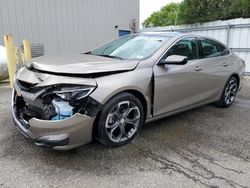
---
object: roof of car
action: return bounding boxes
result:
[141,32,182,37]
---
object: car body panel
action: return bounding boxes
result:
[12,32,246,150]
[27,54,139,74]
[12,89,95,150]
[29,114,95,150]
[152,35,245,116]
[153,59,219,116]
[16,67,97,87]
[90,67,153,118]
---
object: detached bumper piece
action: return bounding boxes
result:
[12,79,101,150]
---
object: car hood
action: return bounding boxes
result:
[27,54,139,75]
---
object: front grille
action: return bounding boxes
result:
[14,93,43,122]
[23,105,43,120]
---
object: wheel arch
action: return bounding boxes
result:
[92,89,148,139]
[218,73,240,99]
[231,73,240,86]
[123,89,148,118]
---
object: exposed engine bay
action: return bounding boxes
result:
[14,79,102,123]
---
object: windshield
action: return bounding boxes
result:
[90,35,171,60]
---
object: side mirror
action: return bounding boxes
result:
[159,55,188,65]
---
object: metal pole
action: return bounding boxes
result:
[23,39,31,63]
[3,35,16,88]
[226,23,231,46]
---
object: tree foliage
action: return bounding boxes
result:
[142,3,180,27]
[143,0,250,27]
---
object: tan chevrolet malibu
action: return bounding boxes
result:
[12,32,245,150]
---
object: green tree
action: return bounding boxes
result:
[179,0,250,24]
[142,3,180,27]
[227,0,250,19]
[143,0,250,27]
[178,0,208,24]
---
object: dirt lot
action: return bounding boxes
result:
[0,78,250,188]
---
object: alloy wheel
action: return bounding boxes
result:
[105,101,141,143]
[224,79,237,105]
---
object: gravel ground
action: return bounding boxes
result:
[0,78,250,188]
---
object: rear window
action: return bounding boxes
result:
[200,38,230,58]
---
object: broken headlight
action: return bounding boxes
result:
[52,86,96,101]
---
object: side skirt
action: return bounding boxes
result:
[145,99,217,124]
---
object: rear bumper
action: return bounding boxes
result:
[12,90,95,150]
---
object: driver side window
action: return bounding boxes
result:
[162,37,198,62]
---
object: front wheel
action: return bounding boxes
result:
[215,76,238,107]
[97,93,144,147]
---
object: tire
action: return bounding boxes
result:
[215,76,238,108]
[97,92,144,147]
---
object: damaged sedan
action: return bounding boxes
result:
[12,32,245,150]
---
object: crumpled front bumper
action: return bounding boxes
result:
[12,90,96,150]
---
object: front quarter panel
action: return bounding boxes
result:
[90,68,153,119]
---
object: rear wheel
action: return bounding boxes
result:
[215,76,238,107]
[97,93,144,147]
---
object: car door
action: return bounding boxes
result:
[153,37,221,117]
[195,38,232,96]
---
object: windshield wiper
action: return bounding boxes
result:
[84,52,123,60]
[98,54,123,60]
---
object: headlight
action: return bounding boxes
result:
[53,86,96,101]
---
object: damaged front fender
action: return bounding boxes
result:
[13,86,102,122]
[12,68,102,149]
[13,67,102,122]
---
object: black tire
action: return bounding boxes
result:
[97,92,144,147]
[215,76,238,108]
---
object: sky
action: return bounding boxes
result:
[140,0,182,26]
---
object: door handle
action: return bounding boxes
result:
[194,66,203,71]
[222,62,228,67]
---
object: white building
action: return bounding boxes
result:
[0,0,139,55]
